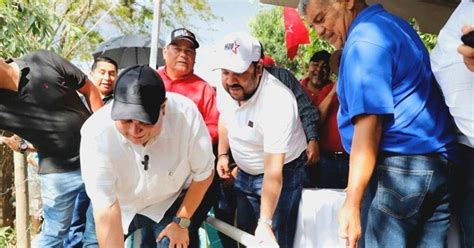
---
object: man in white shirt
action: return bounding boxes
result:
[431,1,474,246]
[80,65,215,248]
[215,32,307,247]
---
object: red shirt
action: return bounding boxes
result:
[301,81,344,152]
[300,77,320,106]
[157,67,219,144]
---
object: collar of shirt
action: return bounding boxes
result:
[348,4,385,38]
[233,69,269,110]
[159,66,195,83]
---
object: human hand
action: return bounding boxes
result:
[306,140,320,166]
[458,25,474,72]
[217,154,231,179]
[337,201,362,248]
[222,166,238,187]
[157,222,189,248]
[0,135,22,152]
[255,222,278,246]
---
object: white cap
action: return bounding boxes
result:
[213,32,262,73]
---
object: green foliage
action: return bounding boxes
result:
[0,226,15,247]
[249,7,333,79]
[0,0,57,58]
[409,17,438,51]
[0,0,217,60]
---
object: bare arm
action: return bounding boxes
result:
[78,79,103,112]
[94,201,124,248]
[338,114,383,248]
[0,135,36,153]
[217,118,231,179]
[158,171,214,246]
[317,83,336,123]
[255,153,285,244]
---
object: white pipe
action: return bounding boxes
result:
[149,0,163,69]
[205,216,279,248]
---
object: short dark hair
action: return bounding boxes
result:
[91,56,118,72]
[310,50,331,64]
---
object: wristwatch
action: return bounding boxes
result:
[258,217,273,227]
[172,216,191,229]
[18,139,28,154]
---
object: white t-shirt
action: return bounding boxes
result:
[220,69,307,175]
[431,0,474,147]
[80,93,214,233]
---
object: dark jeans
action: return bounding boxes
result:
[303,151,349,189]
[213,175,237,248]
[83,178,217,248]
[234,152,305,248]
[453,144,474,248]
[361,154,454,248]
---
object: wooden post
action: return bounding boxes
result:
[14,151,30,248]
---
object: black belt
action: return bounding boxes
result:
[321,151,349,160]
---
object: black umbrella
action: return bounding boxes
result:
[93,35,166,69]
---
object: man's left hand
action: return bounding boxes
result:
[306,139,320,166]
[157,222,189,248]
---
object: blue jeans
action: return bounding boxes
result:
[303,151,349,189]
[361,154,453,248]
[454,144,474,248]
[234,152,305,248]
[83,179,217,248]
[63,189,89,248]
[37,169,86,248]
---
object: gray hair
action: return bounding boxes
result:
[298,0,330,15]
[297,0,309,15]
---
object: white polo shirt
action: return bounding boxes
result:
[80,93,214,233]
[431,0,474,148]
[220,69,307,175]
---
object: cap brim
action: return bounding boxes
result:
[212,56,253,74]
[111,100,160,125]
[171,37,199,49]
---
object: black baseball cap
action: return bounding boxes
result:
[111,65,166,124]
[168,28,200,49]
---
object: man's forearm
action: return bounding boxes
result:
[79,79,103,112]
[94,201,124,248]
[176,171,214,219]
[260,153,285,220]
[345,115,383,206]
[217,119,230,155]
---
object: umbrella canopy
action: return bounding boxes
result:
[259,0,459,34]
[93,34,166,69]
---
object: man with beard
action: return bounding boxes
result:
[299,0,458,247]
[215,32,307,247]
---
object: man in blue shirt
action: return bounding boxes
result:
[299,1,458,247]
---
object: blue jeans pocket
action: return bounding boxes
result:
[375,165,433,219]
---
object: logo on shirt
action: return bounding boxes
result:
[42,83,49,89]
[248,120,254,128]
